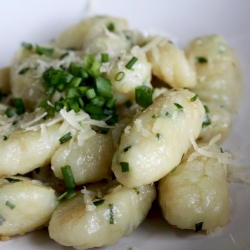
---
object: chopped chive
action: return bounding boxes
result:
[13,98,25,115]
[170,166,177,173]
[125,57,138,70]
[85,104,104,116]
[0,215,6,225]
[195,222,203,232]
[65,189,76,200]
[94,76,112,98]
[156,133,162,140]
[107,23,115,31]
[60,52,69,59]
[35,168,40,174]
[124,100,132,108]
[120,162,129,172]
[86,88,96,99]
[190,94,199,102]
[3,135,7,141]
[165,111,171,117]
[202,114,211,127]
[152,114,160,118]
[124,146,132,152]
[5,108,16,118]
[220,148,224,153]
[133,188,140,195]
[59,132,72,144]
[12,120,18,125]
[21,42,33,50]
[18,67,30,75]
[69,77,82,87]
[174,103,183,110]
[45,85,55,96]
[204,105,210,113]
[115,72,125,81]
[56,191,68,201]
[196,57,208,63]
[61,165,76,189]
[36,45,54,57]
[90,96,105,108]
[93,199,105,206]
[84,55,101,77]
[101,53,109,63]
[6,200,15,210]
[66,87,77,99]
[55,100,64,111]
[106,97,116,109]
[109,204,114,224]
[135,86,153,109]
[4,177,22,183]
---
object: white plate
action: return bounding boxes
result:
[1,1,250,249]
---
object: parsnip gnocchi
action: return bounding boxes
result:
[0,14,243,250]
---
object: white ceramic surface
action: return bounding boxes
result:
[0,1,250,249]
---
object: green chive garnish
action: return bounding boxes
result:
[60,52,69,59]
[59,132,72,144]
[115,72,125,81]
[195,222,203,232]
[93,199,105,206]
[174,103,183,110]
[135,86,153,109]
[107,23,115,31]
[156,133,162,140]
[109,204,114,224]
[18,67,30,75]
[133,188,140,195]
[124,100,132,108]
[5,108,16,118]
[204,105,210,113]
[202,114,211,127]
[125,57,138,70]
[196,57,208,63]
[13,98,25,115]
[170,166,178,173]
[120,162,129,172]
[6,200,15,210]
[3,135,7,141]
[152,114,160,118]
[0,215,6,225]
[101,53,109,63]
[190,94,199,102]
[21,42,33,50]
[36,45,54,57]
[61,165,76,189]
[4,177,22,183]
[124,146,132,152]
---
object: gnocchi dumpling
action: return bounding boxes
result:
[158,140,231,231]
[186,34,242,113]
[146,37,197,88]
[49,182,156,249]
[0,176,58,238]
[112,88,205,188]
[104,46,152,105]
[51,132,115,185]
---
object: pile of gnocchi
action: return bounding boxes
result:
[0,15,242,249]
